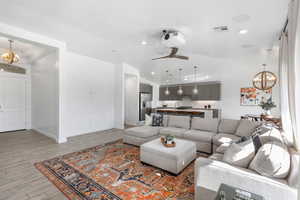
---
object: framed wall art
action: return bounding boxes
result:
[240,87,272,106]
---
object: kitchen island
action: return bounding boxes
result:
[155,108,219,119]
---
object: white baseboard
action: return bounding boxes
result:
[57,136,67,144]
[32,128,67,144]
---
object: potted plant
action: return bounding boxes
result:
[259,98,276,116]
[165,134,175,145]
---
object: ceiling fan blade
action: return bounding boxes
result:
[152,55,171,60]
[173,55,189,60]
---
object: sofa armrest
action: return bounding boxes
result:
[194,157,297,200]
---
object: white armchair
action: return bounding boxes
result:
[194,155,299,200]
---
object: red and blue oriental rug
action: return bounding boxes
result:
[35,140,202,200]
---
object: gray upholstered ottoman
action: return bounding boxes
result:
[140,138,197,174]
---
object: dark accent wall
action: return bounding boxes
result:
[159,82,221,101]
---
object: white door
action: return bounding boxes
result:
[0,77,26,132]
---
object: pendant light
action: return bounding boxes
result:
[165,70,170,95]
[177,68,183,95]
[1,40,20,64]
[252,64,277,91]
[193,66,198,94]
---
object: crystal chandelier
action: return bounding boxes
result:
[1,40,20,64]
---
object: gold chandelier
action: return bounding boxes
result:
[1,40,20,64]
[252,64,277,90]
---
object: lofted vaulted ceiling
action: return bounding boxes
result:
[0,0,289,82]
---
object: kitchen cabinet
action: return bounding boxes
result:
[159,86,181,101]
[159,82,221,101]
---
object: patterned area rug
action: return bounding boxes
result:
[35,140,204,200]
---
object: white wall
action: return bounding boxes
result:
[125,75,139,125]
[114,62,140,128]
[31,51,59,140]
[219,55,280,119]
[60,51,115,138]
[113,63,124,129]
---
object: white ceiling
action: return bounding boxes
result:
[0,0,289,82]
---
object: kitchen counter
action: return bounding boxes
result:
[156,108,205,116]
[155,108,219,119]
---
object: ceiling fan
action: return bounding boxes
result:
[152,47,189,60]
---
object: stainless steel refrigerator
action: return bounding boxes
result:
[139,93,152,121]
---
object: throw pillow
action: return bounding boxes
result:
[235,120,260,137]
[152,114,163,127]
[145,114,152,126]
[216,143,231,154]
[222,139,255,168]
[252,133,262,154]
[249,141,291,179]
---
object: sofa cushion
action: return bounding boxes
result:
[216,143,231,154]
[235,120,260,137]
[125,126,160,138]
[222,139,255,168]
[163,115,169,127]
[168,115,190,129]
[218,119,240,134]
[259,127,284,144]
[184,130,216,143]
[191,118,219,132]
[213,133,240,146]
[209,153,223,161]
[249,141,291,179]
[159,127,187,138]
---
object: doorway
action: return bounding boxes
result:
[0,75,27,132]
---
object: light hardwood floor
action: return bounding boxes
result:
[0,129,124,200]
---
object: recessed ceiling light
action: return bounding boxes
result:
[239,29,248,34]
[151,72,155,75]
[141,40,147,45]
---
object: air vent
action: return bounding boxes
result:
[213,26,229,32]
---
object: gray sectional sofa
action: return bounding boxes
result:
[124,115,299,200]
[124,115,260,154]
[195,127,299,200]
